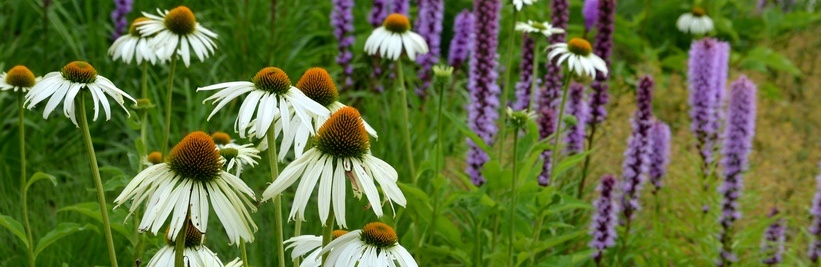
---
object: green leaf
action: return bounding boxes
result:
[102,175,130,192]
[25,172,57,192]
[741,47,802,77]
[0,213,30,248]
[58,202,133,243]
[442,110,492,154]
[34,223,98,258]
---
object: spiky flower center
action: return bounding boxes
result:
[361,222,397,248]
[692,7,706,17]
[567,38,593,57]
[220,147,238,161]
[315,107,370,159]
[168,131,222,182]
[61,61,97,84]
[164,220,203,247]
[332,230,349,240]
[5,65,36,88]
[252,67,292,95]
[383,13,411,33]
[164,6,197,35]
[296,67,339,107]
[129,17,152,37]
[147,151,163,165]
[211,132,232,145]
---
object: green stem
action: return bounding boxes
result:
[294,219,302,266]
[78,94,119,267]
[507,130,520,267]
[266,127,285,267]
[320,210,336,265]
[18,93,34,267]
[174,219,187,267]
[497,10,520,160]
[240,239,249,267]
[395,62,417,183]
[578,123,598,200]
[134,62,150,264]
[550,75,573,185]
[528,43,540,112]
[528,212,546,265]
[161,55,178,154]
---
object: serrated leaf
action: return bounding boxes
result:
[34,223,98,258]
[26,172,57,191]
[0,213,30,248]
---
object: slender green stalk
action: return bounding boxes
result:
[528,44,540,112]
[161,55,178,154]
[395,62,417,183]
[266,127,285,267]
[78,94,119,267]
[18,93,34,267]
[507,130,520,267]
[174,219,187,267]
[578,123,598,199]
[497,10,520,160]
[240,239,249,267]
[320,210,336,265]
[134,62,150,264]
[550,75,573,185]
[294,219,302,266]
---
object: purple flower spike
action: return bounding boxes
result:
[565,82,588,155]
[536,0,568,186]
[512,34,536,111]
[809,164,821,262]
[369,0,390,28]
[709,41,731,154]
[414,0,445,95]
[761,207,785,265]
[688,38,730,176]
[111,0,133,40]
[649,120,671,194]
[331,0,355,90]
[583,0,599,31]
[466,0,501,186]
[620,76,655,222]
[394,0,410,16]
[590,174,619,264]
[448,10,474,71]
[717,75,757,267]
[588,0,615,126]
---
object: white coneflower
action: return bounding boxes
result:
[546,38,608,79]
[512,0,538,11]
[142,151,164,167]
[114,131,258,244]
[137,6,218,67]
[284,230,349,267]
[220,142,260,177]
[515,20,565,38]
[318,222,417,267]
[147,222,244,267]
[0,65,39,93]
[295,67,377,137]
[24,61,136,126]
[198,67,330,159]
[109,17,159,65]
[676,7,714,35]
[365,13,429,61]
[261,107,406,228]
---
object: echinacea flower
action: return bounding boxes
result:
[284,230,349,267]
[114,131,258,244]
[365,13,429,61]
[512,0,538,11]
[138,6,218,67]
[547,38,608,79]
[261,107,406,228]
[318,222,417,267]
[220,142,260,177]
[198,67,330,159]
[295,68,377,138]
[109,17,158,65]
[25,61,136,127]
[143,151,164,167]
[146,222,243,267]
[515,20,565,38]
[1,65,39,93]
[676,7,714,35]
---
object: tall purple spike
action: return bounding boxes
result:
[331,0,355,90]
[369,0,390,28]
[394,0,410,16]
[709,41,731,152]
[620,76,655,222]
[512,34,536,111]
[414,0,445,95]
[590,174,619,264]
[583,0,599,31]
[111,0,133,39]
[649,120,671,194]
[448,10,474,71]
[588,0,616,126]
[565,82,588,155]
[760,207,785,265]
[688,38,729,177]
[536,0,568,186]
[809,164,821,263]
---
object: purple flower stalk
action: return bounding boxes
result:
[110,0,133,40]
[688,38,730,177]
[709,41,731,153]
[620,76,655,222]
[590,174,619,264]
[448,10,474,71]
[536,0,568,186]
[583,0,599,31]
[331,0,355,90]
[760,207,785,265]
[565,82,588,155]
[512,34,536,111]
[717,76,757,267]
[369,0,390,28]
[809,164,821,262]
[588,0,616,126]
[414,0,445,95]
[393,0,410,16]
[466,0,501,186]
[649,120,671,194]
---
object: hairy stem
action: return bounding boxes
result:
[396,61,417,183]
[266,127,285,267]
[161,55,178,154]
[18,93,34,267]
[497,10,520,160]
[551,75,573,185]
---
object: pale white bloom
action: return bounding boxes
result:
[109,17,159,65]
[515,20,565,38]
[513,0,538,11]
[220,142,260,177]
[365,13,429,61]
[676,8,714,35]
[285,235,323,267]
[0,65,40,93]
[138,6,218,67]
[318,223,417,267]
[114,132,258,244]
[147,244,243,267]
[24,61,136,127]
[547,38,608,79]
[261,107,406,228]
